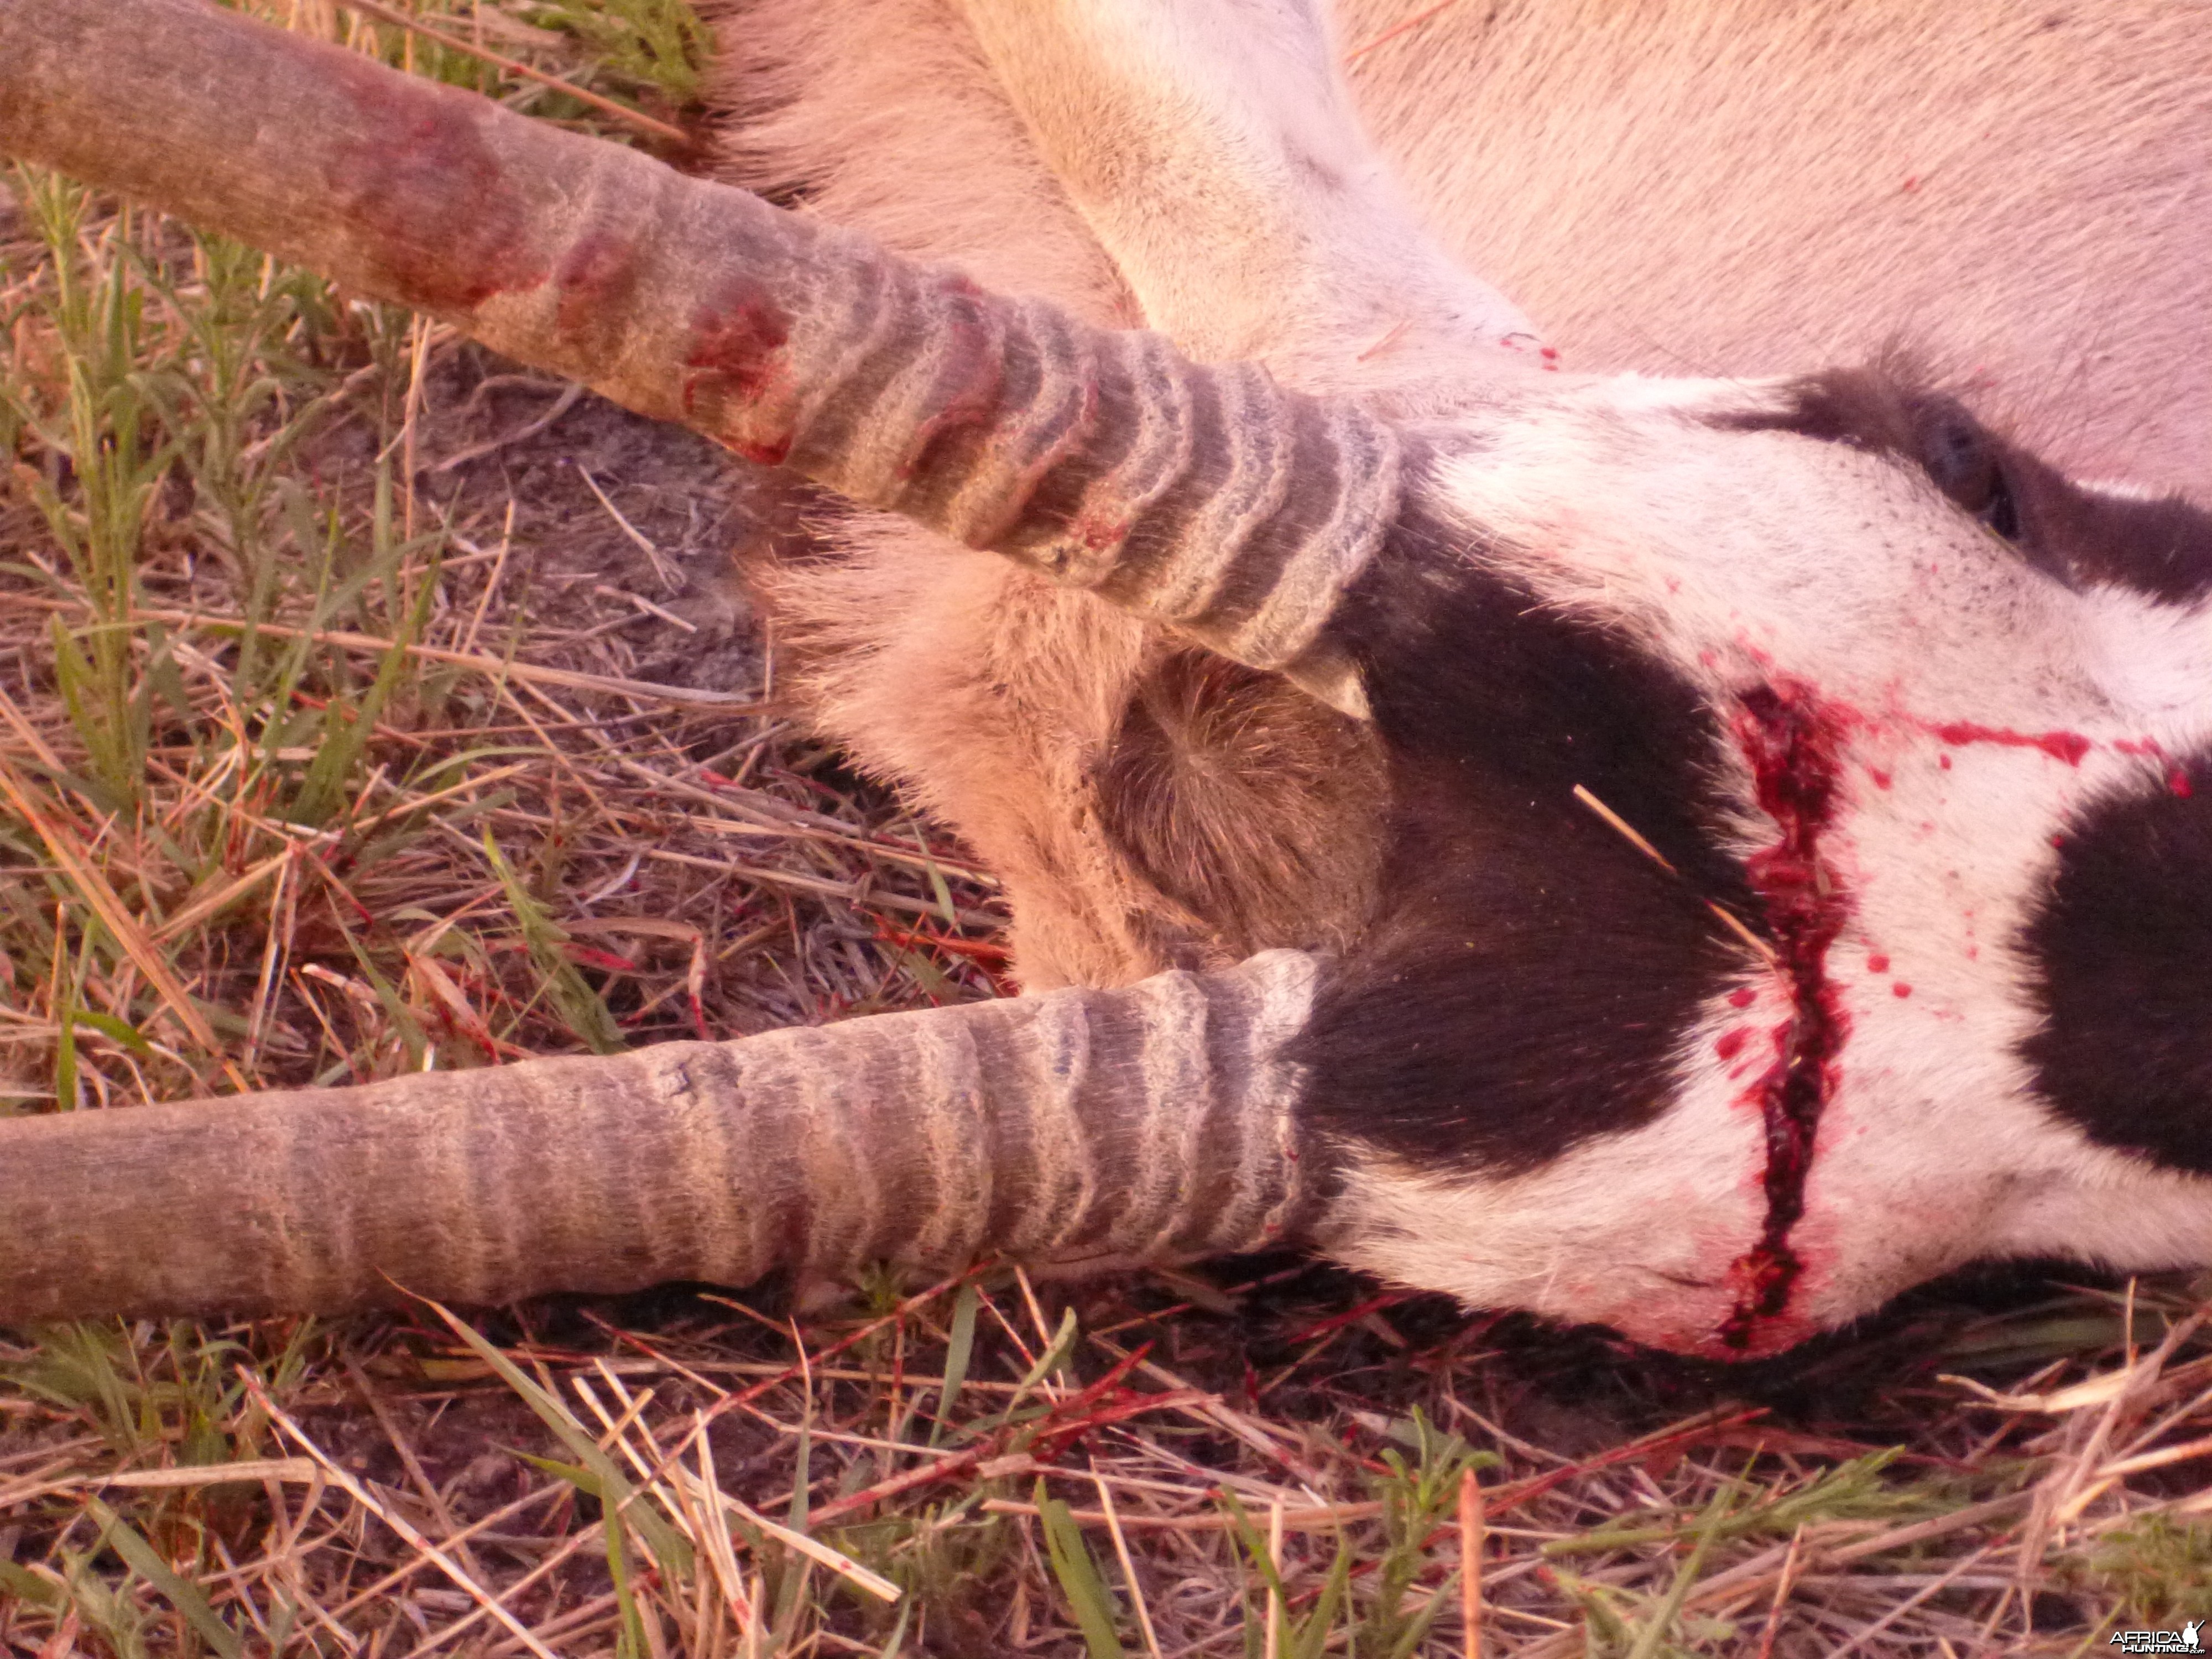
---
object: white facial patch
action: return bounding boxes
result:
[1348,376,2212,1353]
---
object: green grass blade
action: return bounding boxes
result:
[87,1495,244,1659]
[606,1500,651,1659]
[289,552,439,828]
[427,1302,692,1575]
[928,1281,980,1449]
[52,1000,78,1113]
[1293,1545,1353,1659]
[69,1008,152,1057]
[482,831,627,1053]
[1036,1479,1127,1659]
[1621,1480,1735,1659]
[0,1561,61,1608]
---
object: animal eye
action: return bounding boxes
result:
[1918,407,2020,541]
[1976,471,2021,540]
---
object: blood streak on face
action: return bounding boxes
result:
[1926,721,2091,766]
[1717,679,1854,1351]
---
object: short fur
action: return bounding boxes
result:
[1293,500,1750,1177]
[1725,367,2212,601]
[2025,756,2212,1172]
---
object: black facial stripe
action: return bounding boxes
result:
[2018,482,2212,606]
[2021,747,2212,1175]
[1292,501,1751,1177]
[1718,366,2212,603]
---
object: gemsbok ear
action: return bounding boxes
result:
[946,0,1544,399]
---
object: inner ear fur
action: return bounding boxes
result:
[1092,647,1385,964]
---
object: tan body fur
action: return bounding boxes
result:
[708,0,2212,993]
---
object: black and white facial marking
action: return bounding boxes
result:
[1721,367,2212,604]
[1298,368,2212,1360]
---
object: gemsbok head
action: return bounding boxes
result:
[3,0,2211,1359]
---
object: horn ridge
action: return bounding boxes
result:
[0,0,1400,684]
[0,953,1327,1322]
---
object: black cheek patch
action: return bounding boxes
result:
[2021,748,2212,1175]
[1291,504,1751,1178]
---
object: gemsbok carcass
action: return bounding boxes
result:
[3,0,2211,1360]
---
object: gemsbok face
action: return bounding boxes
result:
[3,0,2211,1359]
[1294,366,2212,1356]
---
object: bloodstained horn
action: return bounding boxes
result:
[0,0,1397,712]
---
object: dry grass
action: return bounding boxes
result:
[2,3,2209,1652]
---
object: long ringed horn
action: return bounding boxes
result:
[0,953,1324,1322]
[0,0,1392,714]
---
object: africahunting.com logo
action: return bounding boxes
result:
[2111,1621,2204,1654]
